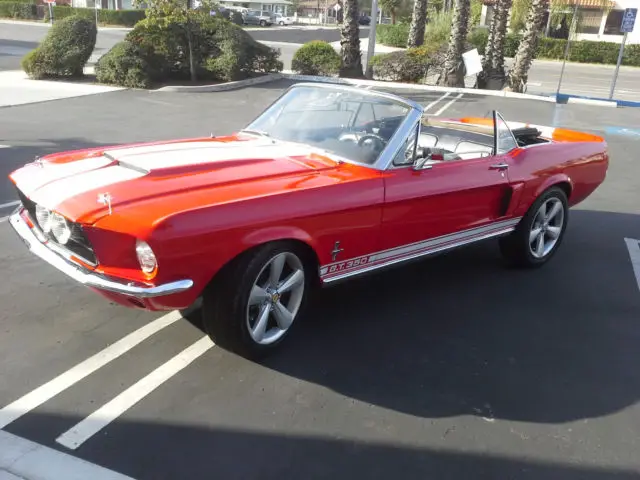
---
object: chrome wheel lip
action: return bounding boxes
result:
[529,197,565,259]
[246,251,305,346]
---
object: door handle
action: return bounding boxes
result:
[489,162,509,170]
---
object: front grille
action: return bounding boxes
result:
[15,186,98,266]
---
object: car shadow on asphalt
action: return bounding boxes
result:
[11,412,640,480]
[242,209,640,425]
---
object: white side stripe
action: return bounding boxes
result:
[0,311,183,430]
[319,217,521,278]
[56,336,214,450]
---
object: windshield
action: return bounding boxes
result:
[243,85,412,165]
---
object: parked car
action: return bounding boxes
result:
[243,9,274,26]
[273,12,293,25]
[7,83,609,359]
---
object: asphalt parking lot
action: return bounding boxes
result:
[1,80,640,479]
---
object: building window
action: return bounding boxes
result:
[603,9,624,35]
[577,8,602,34]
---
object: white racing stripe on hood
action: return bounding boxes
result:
[104,138,270,159]
[29,165,146,211]
[13,156,114,197]
[108,142,321,172]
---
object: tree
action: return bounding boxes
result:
[379,0,401,24]
[339,0,363,77]
[506,0,546,92]
[438,0,470,87]
[407,0,428,47]
[133,0,219,82]
[478,0,512,89]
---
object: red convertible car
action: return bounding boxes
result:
[8,83,608,357]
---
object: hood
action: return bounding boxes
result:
[10,136,341,224]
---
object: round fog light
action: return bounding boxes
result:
[136,240,157,274]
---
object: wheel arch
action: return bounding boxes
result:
[534,175,573,200]
[206,229,322,293]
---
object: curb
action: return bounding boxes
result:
[556,93,639,108]
[153,73,282,92]
[154,72,559,103]
[0,430,134,480]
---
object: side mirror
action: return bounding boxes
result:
[411,148,434,171]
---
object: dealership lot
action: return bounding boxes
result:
[1,80,640,479]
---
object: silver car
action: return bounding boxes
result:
[243,10,274,26]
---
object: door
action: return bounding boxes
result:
[379,120,513,255]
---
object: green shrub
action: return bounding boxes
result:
[99,14,283,87]
[376,24,410,48]
[370,46,433,83]
[467,26,488,54]
[424,8,454,47]
[95,40,158,88]
[0,1,36,19]
[501,34,640,66]
[22,15,97,79]
[44,6,145,26]
[291,40,340,76]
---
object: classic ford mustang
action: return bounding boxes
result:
[8,83,609,357]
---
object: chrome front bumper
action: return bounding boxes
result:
[8,209,193,298]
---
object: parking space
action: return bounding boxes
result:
[1,80,640,479]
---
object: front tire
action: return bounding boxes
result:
[499,186,569,268]
[202,241,312,359]
[260,20,266,26]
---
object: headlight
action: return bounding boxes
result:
[50,213,72,245]
[35,204,53,233]
[136,240,157,274]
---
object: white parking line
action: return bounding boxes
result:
[0,216,8,224]
[625,238,640,294]
[0,200,20,210]
[423,92,451,113]
[0,145,10,149]
[0,311,183,430]
[0,431,134,480]
[432,93,464,116]
[56,336,214,450]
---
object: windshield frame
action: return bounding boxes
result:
[241,83,425,171]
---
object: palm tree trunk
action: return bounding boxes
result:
[407,0,428,48]
[438,0,470,87]
[507,0,546,92]
[339,0,363,78]
[479,0,512,89]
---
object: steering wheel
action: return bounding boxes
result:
[357,133,386,153]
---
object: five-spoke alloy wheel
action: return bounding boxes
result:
[499,186,569,268]
[202,241,311,358]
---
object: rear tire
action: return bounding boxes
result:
[499,186,569,268]
[202,241,312,359]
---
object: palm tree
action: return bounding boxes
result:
[438,0,470,87]
[506,0,546,92]
[339,0,363,77]
[478,0,512,89]
[407,0,429,47]
[379,0,402,24]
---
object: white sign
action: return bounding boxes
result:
[333,3,341,11]
[621,8,637,33]
[462,48,482,76]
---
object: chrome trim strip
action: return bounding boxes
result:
[320,217,520,273]
[321,225,518,284]
[9,209,193,298]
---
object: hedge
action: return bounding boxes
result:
[22,15,97,78]
[380,24,640,67]
[291,40,341,76]
[376,24,410,48]
[44,6,145,26]
[0,0,37,19]
[96,15,283,88]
